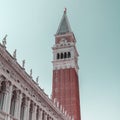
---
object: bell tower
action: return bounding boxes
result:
[52,9,81,120]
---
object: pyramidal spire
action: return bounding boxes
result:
[56,8,72,35]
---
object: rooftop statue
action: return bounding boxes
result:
[2,34,7,47]
[13,49,17,59]
[22,60,25,68]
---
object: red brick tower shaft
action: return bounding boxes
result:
[52,10,81,120]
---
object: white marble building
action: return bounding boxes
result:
[0,38,73,120]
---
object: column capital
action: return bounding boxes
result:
[4,80,11,92]
[30,101,37,113]
[25,97,30,107]
[15,90,21,100]
[21,95,29,107]
[0,76,6,91]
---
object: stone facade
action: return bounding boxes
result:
[0,42,73,120]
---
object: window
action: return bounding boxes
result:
[61,53,63,59]
[68,52,71,58]
[57,53,60,59]
[64,52,67,58]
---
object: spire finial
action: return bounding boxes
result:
[64,8,67,14]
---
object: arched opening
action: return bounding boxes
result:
[57,53,60,59]
[10,90,16,116]
[68,52,71,58]
[64,52,67,58]
[61,53,63,59]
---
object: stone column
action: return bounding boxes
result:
[3,81,12,113]
[23,103,27,120]
[49,116,51,120]
[47,115,50,120]
[44,112,48,120]
[24,98,31,120]
[14,90,21,119]
[39,109,43,120]
[36,108,40,120]
[0,80,2,89]
[34,104,37,120]
[1,91,7,112]
[35,106,38,120]
[31,103,37,120]
[17,92,22,120]
[0,80,3,110]
[23,97,30,120]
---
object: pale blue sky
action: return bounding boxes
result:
[0,0,120,120]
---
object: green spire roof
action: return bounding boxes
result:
[56,9,72,35]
